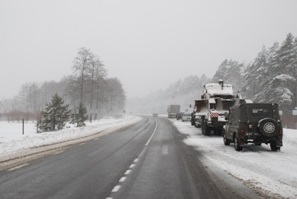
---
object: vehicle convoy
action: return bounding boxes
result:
[192,80,248,136]
[223,103,283,151]
[167,104,181,118]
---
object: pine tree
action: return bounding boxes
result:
[38,93,70,132]
[261,34,296,109]
[71,103,88,127]
[277,33,296,75]
[242,46,269,100]
[261,74,295,110]
[212,59,244,92]
[254,43,280,102]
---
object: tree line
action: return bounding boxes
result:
[0,47,126,123]
[214,33,297,112]
[128,32,297,117]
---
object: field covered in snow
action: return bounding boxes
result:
[172,119,297,199]
[0,116,141,158]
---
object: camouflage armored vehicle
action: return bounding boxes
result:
[223,103,283,151]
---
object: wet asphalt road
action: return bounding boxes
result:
[0,116,261,199]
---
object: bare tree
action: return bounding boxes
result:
[88,57,106,122]
[72,47,94,104]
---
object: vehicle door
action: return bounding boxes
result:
[225,110,233,139]
[227,109,239,139]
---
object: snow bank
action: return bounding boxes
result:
[172,120,297,199]
[0,115,141,158]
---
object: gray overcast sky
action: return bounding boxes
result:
[1,0,297,99]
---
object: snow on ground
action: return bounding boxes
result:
[172,119,297,199]
[1,115,296,198]
[0,115,141,158]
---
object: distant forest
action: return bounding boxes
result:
[0,47,126,121]
[128,33,297,116]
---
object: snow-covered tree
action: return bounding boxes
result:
[38,93,70,132]
[277,33,296,75]
[261,74,295,110]
[242,46,270,100]
[71,102,88,127]
[241,33,297,110]
[212,59,244,92]
[266,33,297,108]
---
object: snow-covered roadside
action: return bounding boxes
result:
[0,115,141,159]
[172,119,297,199]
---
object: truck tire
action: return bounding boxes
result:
[201,119,205,135]
[270,141,280,151]
[195,122,201,128]
[234,134,243,151]
[203,120,211,136]
[258,118,278,137]
[223,132,231,145]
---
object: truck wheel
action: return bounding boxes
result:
[195,122,201,128]
[204,121,211,136]
[201,120,205,135]
[202,119,210,136]
[234,134,243,151]
[223,133,230,145]
[258,118,278,137]
[270,141,280,151]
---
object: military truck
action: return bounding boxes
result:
[223,103,283,151]
[193,80,241,135]
[195,98,239,135]
[167,105,180,118]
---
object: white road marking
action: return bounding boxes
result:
[125,169,131,175]
[7,163,29,171]
[119,177,126,182]
[107,118,159,199]
[129,163,135,168]
[145,119,158,146]
[112,185,121,192]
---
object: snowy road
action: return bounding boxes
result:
[0,117,154,198]
[0,116,262,199]
[172,119,297,199]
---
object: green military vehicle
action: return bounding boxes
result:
[223,103,283,151]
